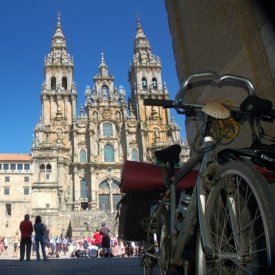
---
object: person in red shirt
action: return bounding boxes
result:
[92,228,102,248]
[19,214,33,261]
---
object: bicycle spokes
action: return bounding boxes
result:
[205,173,270,273]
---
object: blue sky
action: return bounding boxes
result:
[0,0,185,153]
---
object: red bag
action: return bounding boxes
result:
[120,161,198,193]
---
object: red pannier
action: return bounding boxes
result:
[120,160,198,193]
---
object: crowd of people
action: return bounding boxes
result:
[0,214,144,261]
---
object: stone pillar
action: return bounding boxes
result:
[108,179,114,212]
[73,167,80,210]
[73,130,78,162]
[72,95,77,121]
[124,125,130,159]
[89,167,97,210]
[140,121,147,161]
[64,96,68,121]
[50,96,54,123]
[42,95,48,125]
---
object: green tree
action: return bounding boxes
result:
[66,220,72,240]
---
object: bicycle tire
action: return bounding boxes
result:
[141,205,162,275]
[158,207,186,275]
[142,204,183,275]
[196,161,275,274]
[158,207,170,275]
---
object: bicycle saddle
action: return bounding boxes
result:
[154,144,181,163]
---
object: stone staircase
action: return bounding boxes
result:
[63,210,118,238]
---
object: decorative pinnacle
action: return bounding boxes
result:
[57,12,61,28]
[101,52,105,64]
[136,15,142,30]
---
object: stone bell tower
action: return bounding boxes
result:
[31,14,76,221]
[128,19,181,162]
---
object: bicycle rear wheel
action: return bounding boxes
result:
[197,161,275,274]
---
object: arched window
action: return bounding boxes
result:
[111,180,122,210]
[99,181,109,189]
[104,145,114,162]
[40,164,45,173]
[51,77,56,90]
[99,181,109,211]
[142,77,147,89]
[98,180,122,211]
[131,149,138,161]
[111,181,119,189]
[80,178,88,198]
[62,77,67,90]
[101,85,109,99]
[80,149,87,163]
[103,123,113,137]
[46,164,51,173]
[152,77,158,89]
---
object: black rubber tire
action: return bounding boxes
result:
[142,205,163,275]
[158,208,170,275]
[196,161,275,274]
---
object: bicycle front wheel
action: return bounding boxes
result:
[197,161,275,274]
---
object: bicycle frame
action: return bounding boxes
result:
[167,71,256,266]
[141,71,269,271]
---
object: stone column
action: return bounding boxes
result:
[108,179,114,212]
[64,96,68,121]
[124,125,130,159]
[72,95,77,121]
[89,167,97,210]
[140,121,147,161]
[42,95,48,125]
[73,167,80,210]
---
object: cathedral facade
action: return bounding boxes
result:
[0,16,188,237]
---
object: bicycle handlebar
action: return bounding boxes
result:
[143,98,205,117]
[143,72,275,120]
[175,71,256,102]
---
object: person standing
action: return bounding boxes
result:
[19,214,33,261]
[0,237,4,255]
[3,237,8,255]
[33,215,47,261]
[43,226,50,255]
[99,222,111,257]
[12,232,20,257]
[92,228,102,248]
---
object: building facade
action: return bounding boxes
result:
[1,16,188,237]
[0,154,32,236]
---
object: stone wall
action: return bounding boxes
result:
[31,210,118,239]
[165,0,275,147]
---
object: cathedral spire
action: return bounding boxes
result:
[99,52,108,71]
[51,13,67,50]
[45,13,73,67]
[134,18,151,53]
[97,52,111,78]
[42,14,76,127]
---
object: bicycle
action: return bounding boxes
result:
[119,71,275,274]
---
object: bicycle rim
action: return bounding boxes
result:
[197,161,275,274]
